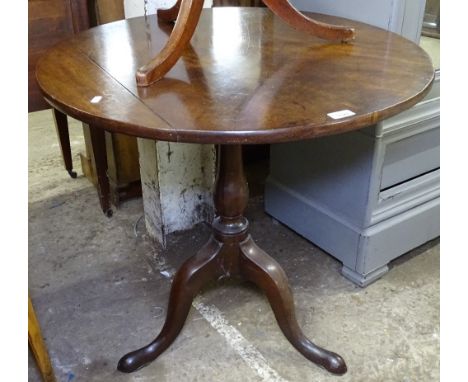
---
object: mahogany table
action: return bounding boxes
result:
[36,8,434,375]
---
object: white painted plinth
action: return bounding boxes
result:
[138,139,215,246]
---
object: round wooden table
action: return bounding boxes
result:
[36,8,434,375]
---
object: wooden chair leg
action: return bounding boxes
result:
[262,0,355,42]
[136,0,204,86]
[89,126,113,217]
[52,109,77,179]
[28,297,56,382]
[157,0,182,22]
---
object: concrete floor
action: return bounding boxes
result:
[29,110,440,382]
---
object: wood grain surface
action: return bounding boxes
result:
[36,8,434,144]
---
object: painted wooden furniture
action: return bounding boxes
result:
[265,72,440,286]
[36,8,434,375]
[265,0,439,286]
[29,297,56,382]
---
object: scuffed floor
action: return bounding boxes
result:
[29,110,439,382]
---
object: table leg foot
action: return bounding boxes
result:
[67,170,78,179]
[239,236,347,375]
[117,236,223,373]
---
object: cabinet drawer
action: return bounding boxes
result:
[371,169,439,225]
[380,124,439,189]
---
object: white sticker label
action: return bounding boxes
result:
[90,96,102,104]
[327,109,356,119]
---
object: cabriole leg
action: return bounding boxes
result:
[239,236,347,375]
[118,237,223,372]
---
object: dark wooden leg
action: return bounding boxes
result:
[239,236,347,375]
[117,236,224,372]
[52,109,77,178]
[117,144,346,375]
[89,126,112,217]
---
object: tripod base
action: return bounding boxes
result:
[117,145,347,375]
[117,235,347,375]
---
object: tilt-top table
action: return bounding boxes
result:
[36,7,434,375]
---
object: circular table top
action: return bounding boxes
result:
[36,8,434,144]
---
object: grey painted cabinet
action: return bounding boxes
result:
[265,0,438,287]
[265,72,439,286]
